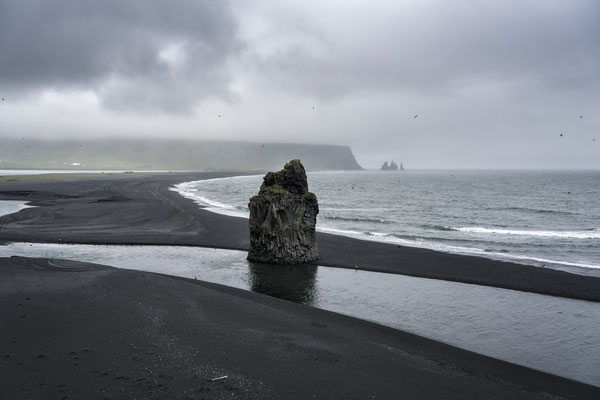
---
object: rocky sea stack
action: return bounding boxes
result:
[248,159,319,264]
[381,160,399,170]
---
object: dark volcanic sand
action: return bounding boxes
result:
[1,256,598,400]
[0,172,599,301]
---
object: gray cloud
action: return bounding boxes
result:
[0,0,240,111]
[0,0,598,168]
[242,1,600,98]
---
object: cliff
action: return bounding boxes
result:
[0,139,363,171]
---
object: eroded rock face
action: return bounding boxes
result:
[248,159,319,264]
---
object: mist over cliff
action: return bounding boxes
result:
[0,139,362,171]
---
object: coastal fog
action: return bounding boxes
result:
[1,1,599,169]
[0,138,361,171]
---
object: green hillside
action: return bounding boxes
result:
[0,139,362,171]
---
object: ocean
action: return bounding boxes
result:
[173,169,600,276]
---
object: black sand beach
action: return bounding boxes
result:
[1,172,599,301]
[1,172,600,398]
[1,256,598,399]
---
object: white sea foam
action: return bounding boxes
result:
[171,179,253,219]
[457,227,600,239]
[319,227,600,270]
[318,227,365,236]
[177,175,262,186]
[365,231,388,237]
[171,176,600,272]
[484,253,600,270]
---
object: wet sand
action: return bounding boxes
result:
[0,172,599,301]
[1,256,598,399]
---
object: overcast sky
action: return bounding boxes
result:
[1,0,598,169]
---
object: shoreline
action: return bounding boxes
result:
[1,172,600,397]
[1,255,598,399]
[1,171,600,301]
[172,174,600,274]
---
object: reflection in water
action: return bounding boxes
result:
[248,262,318,305]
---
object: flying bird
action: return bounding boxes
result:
[560,133,563,137]
[312,106,315,109]
[414,114,418,119]
[218,115,222,118]
[580,115,583,119]
[261,144,264,148]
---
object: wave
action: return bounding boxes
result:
[417,223,600,240]
[482,253,600,270]
[322,215,391,224]
[318,227,366,236]
[318,227,600,270]
[170,183,249,219]
[181,175,262,185]
[170,178,600,271]
[392,233,497,245]
[487,206,577,216]
[420,224,456,232]
[457,227,600,239]
[320,207,390,212]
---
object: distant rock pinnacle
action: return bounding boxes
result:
[381,160,399,170]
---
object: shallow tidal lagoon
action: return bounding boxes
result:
[1,241,598,386]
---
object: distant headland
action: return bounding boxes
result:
[0,138,363,171]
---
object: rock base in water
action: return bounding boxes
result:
[248,159,319,264]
